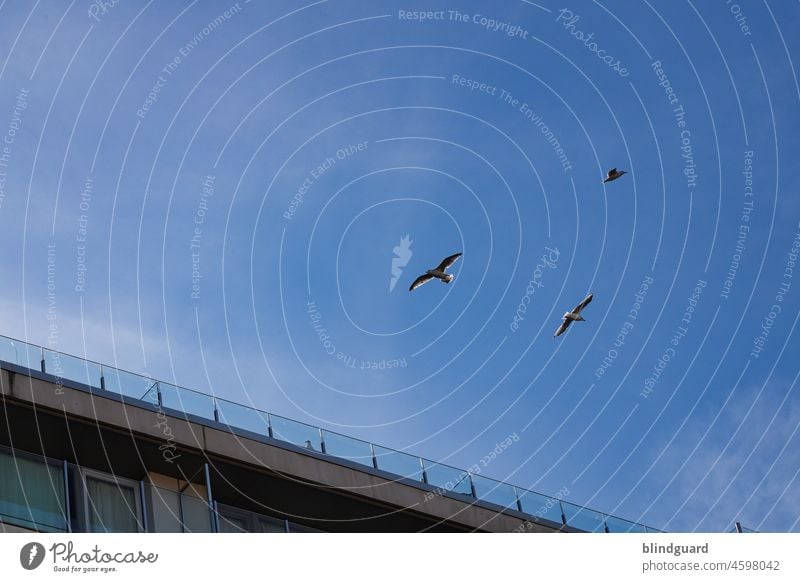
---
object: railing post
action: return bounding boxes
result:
[40,348,46,373]
[177,490,186,533]
[213,399,219,423]
[62,460,72,533]
[319,428,326,454]
[139,480,149,533]
[204,463,219,533]
[513,486,523,513]
[468,473,477,499]
[267,414,274,438]
[370,443,378,469]
[559,501,567,526]
[156,382,163,408]
[99,365,106,390]
[420,458,428,484]
[212,500,221,533]
[735,521,743,533]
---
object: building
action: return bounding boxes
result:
[0,334,658,533]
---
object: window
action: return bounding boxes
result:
[287,522,321,533]
[145,484,212,533]
[80,469,142,532]
[257,515,287,533]
[217,503,287,533]
[218,509,249,533]
[147,486,182,533]
[0,448,67,532]
[180,493,212,532]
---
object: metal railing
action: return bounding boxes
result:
[0,333,661,533]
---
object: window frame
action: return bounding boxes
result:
[78,467,143,533]
[0,444,69,532]
[216,502,289,533]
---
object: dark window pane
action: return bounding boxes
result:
[256,515,286,533]
[288,522,321,532]
[0,450,67,532]
[218,512,248,533]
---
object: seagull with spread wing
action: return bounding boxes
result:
[603,168,627,183]
[554,293,593,337]
[409,253,462,292]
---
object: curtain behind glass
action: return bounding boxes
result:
[257,515,286,532]
[0,450,67,531]
[86,477,138,532]
[218,512,248,532]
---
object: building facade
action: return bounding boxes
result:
[0,336,657,534]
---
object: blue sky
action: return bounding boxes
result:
[1,0,799,532]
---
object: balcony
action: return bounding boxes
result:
[0,333,661,533]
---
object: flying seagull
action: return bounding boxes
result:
[409,253,462,291]
[603,168,627,183]
[554,293,593,337]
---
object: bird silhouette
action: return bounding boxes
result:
[409,253,462,291]
[603,168,627,183]
[554,293,593,337]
